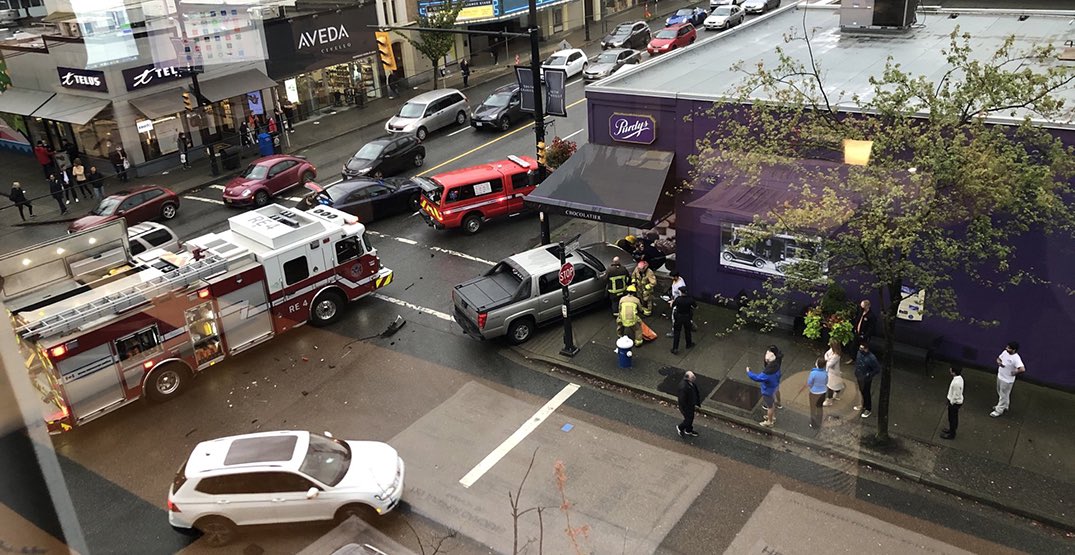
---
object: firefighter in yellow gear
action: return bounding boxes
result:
[632,260,657,316]
[605,256,630,314]
[617,285,643,347]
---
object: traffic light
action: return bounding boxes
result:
[182,91,193,111]
[376,31,397,74]
[536,141,546,167]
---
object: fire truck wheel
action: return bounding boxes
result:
[310,291,345,327]
[145,363,191,402]
[462,214,483,234]
[195,516,237,547]
[507,317,535,345]
[253,190,270,207]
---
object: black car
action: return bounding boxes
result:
[300,177,422,222]
[470,84,524,132]
[342,135,425,179]
[601,21,651,50]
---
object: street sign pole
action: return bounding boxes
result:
[529,0,552,246]
[558,241,579,357]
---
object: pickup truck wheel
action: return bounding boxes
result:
[196,516,237,547]
[310,291,345,327]
[462,214,483,234]
[145,363,190,403]
[507,318,535,345]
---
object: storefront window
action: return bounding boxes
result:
[72,106,119,159]
[135,114,183,161]
[283,57,383,119]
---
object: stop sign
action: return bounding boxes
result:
[558,263,575,286]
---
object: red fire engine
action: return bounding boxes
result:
[1,204,393,433]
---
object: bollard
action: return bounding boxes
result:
[616,335,634,368]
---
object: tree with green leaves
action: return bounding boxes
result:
[691,26,1075,444]
[399,0,466,90]
[0,56,12,93]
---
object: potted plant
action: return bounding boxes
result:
[803,283,855,345]
[545,136,578,170]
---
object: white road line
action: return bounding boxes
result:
[372,293,453,321]
[184,196,225,205]
[567,78,583,87]
[459,383,581,488]
[563,128,585,140]
[393,236,419,245]
[448,126,472,137]
[324,178,343,187]
[430,246,494,266]
[208,184,224,190]
[286,197,304,202]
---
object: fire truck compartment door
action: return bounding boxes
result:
[218,282,274,354]
[56,344,124,422]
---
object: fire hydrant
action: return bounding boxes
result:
[616,335,634,368]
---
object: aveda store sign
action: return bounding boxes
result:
[263,4,378,79]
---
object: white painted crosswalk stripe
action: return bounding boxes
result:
[448,126,472,137]
[429,246,494,266]
[184,196,225,205]
[208,184,224,190]
[372,293,453,321]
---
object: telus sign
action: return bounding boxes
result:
[122,63,186,92]
[609,113,656,145]
[57,67,108,92]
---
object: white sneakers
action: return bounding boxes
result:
[861,410,872,418]
[822,399,833,406]
[990,410,1003,417]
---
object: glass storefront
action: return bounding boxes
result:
[72,106,119,158]
[278,55,383,119]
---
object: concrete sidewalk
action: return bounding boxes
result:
[516,301,1075,532]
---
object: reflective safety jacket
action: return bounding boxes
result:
[606,264,630,295]
[632,267,656,291]
[618,294,641,327]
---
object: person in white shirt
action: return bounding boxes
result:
[991,341,1025,417]
[941,366,964,439]
[669,271,686,301]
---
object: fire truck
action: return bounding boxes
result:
[1,204,393,433]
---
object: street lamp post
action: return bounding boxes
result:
[528,0,552,246]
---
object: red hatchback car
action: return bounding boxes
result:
[222,154,317,207]
[68,185,179,232]
[647,23,696,55]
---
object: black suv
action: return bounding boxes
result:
[601,21,651,50]
[470,84,524,132]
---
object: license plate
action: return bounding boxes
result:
[474,122,483,127]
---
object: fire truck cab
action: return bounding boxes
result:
[1,204,391,433]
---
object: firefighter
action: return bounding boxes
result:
[632,260,657,316]
[618,285,643,347]
[605,256,630,314]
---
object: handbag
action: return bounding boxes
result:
[122,158,130,170]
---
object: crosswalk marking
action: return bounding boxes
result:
[184,196,225,205]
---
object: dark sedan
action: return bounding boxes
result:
[600,21,651,50]
[299,177,422,223]
[470,84,524,132]
[342,135,425,179]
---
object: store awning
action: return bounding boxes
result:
[198,69,277,102]
[129,88,185,120]
[0,88,55,116]
[32,93,110,125]
[525,144,675,228]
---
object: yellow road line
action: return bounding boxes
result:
[418,97,588,177]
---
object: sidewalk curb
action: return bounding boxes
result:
[516,348,1075,534]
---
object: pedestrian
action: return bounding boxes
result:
[47,174,67,215]
[807,357,828,429]
[71,158,91,199]
[617,285,643,347]
[747,345,783,427]
[87,166,105,199]
[669,287,696,354]
[669,270,686,301]
[387,71,400,98]
[8,181,34,221]
[822,339,845,406]
[239,120,251,147]
[853,342,881,418]
[109,144,129,182]
[62,140,78,168]
[991,341,1025,417]
[33,141,54,178]
[941,366,964,439]
[177,132,191,169]
[60,168,78,204]
[267,115,278,135]
[631,259,656,316]
[604,256,630,314]
[676,371,701,437]
[490,44,499,66]
[460,58,471,88]
[851,299,876,361]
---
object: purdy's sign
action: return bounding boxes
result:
[609,113,656,145]
[57,67,107,92]
[122,63,186,92]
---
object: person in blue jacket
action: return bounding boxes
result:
[748,345,783,428]
[807,357,829,429]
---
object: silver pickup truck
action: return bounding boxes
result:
[452,242,630,344]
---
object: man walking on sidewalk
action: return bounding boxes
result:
[851,299,876,361]
[941,366,964,439]
[991,341,1025,417]
[460,58,471,88]
[33,141,54,178]
[676,371,701,437]
[853,343,881,418]
[48,173,68,215]
[670,287,696,354]
[807,357,828,429]
[8,181,34,221]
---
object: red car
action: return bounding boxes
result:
[68,186,179,232]
[222,154,317,207]
[647,23,696,55]
[417,155,537,234]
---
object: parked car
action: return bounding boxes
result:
[600,21,651,50]
[168,430,404,547]
[128,222,180,256]
[541,48,588,80]
[416,155,537,234]
[704,4,746,30]
[647,23,697,55]
[710,0,744,7]
[452,242,632,344]
[470,83,524,132]
[666,7,707,27]
[583,48,642,81]
[385,89,469,142]
[343,135,425,179]
[300,177,422,223]
[223,155,316,208]
[67,185,179,232]
[743,0,780,14]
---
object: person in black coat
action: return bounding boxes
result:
[676,371,701,437]
[851,299,876,360]
[8,181,34,220]
[460,58,471,87]
[47,174,67,215]
[670,287,697,354]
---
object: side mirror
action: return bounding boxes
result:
[116,209,126,216]
[306,487,319,500]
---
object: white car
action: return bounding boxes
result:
[704,4,746,30]
[541,48,588,80]
[168,431,405,546]
[710,0,742,6]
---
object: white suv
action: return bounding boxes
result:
[168,431,405,546]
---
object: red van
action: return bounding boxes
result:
[417,155,538,234]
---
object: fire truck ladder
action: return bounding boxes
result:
[17,253,230,341]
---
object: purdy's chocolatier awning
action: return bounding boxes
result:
[525,144,675,228]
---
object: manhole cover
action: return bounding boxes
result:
[656,366,719,401]
[712,379,761,411]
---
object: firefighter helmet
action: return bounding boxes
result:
[626,285,637,293]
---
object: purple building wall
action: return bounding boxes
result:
[586,90,1075,389]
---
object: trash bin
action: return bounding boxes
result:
[220,145,241,170]
[257,132,274,157]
